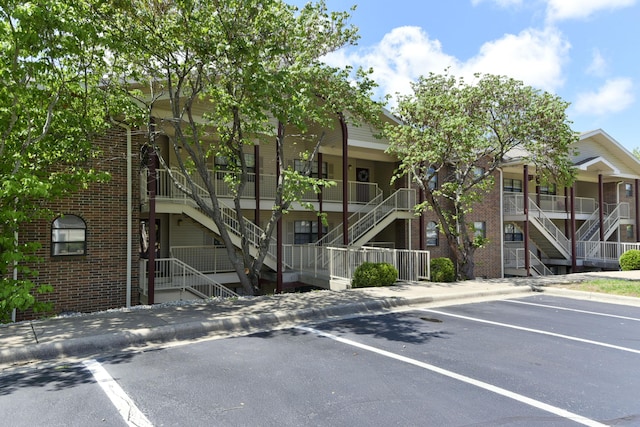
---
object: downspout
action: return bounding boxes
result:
[419,187,425,250]
[636,179,640,242]
[147,134,157,304]
[339,113,349,246]
[498,167,504,278]
[617,181,623,246]
[254,143,260,227]
[523,165,530,276]
[598,174,604,242]
[113,119,133,308]
[276,122,284,293]
[12,230,17,322]
[407,169,412,252]
[317,152,323,241]
[570,185,577,272]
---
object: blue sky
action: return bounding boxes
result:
[289,0,639,152]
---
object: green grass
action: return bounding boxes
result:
[562,279,640,298]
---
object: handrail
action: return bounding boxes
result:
[155,168,289,268]
[140,258,239,299]
[503,192,596,215]
[576,209,600,241]
[529,251,554,276]
[147,167,383,204]
[505,247,553,276]
[316,188,415,247]
[528,198,571,257]
[327,246,430,284]
[576,202,629,243]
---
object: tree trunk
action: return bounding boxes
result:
[458,257,475,280]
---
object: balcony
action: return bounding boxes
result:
[503,192,596,216]
[142,168,383,207]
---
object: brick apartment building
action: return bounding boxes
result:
[15,122,640,319]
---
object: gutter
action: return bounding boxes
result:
[112,119,133,308]
[498,167,504,278]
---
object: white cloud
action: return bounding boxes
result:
[573,78,635,116]
[546,0,636,22]
[341,26,458,99]
[323,26,570,103]
[586,49,609,77]
[458,27,570,92]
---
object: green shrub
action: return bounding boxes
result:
[377,262,399,286]
[352,262,398,288]
[619,249,640,271]
[430,257,455,282]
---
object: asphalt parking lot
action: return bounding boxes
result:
[2,294,639,426]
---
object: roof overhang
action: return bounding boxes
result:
[574,156,619,175]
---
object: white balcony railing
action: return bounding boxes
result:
[316,188,415,247]
[140,258,239,299]
[327,246,430,284]
[503,192,596,215]
[144,168,382,206]
[171,246,235,273]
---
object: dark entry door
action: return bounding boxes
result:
[356,167,370,202]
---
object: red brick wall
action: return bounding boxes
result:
[17,127,143,319]
[409,166,503,279]
[467,171,502,279]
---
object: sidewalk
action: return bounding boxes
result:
[1,271,639,369]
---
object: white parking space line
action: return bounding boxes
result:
[420,308,640,355]
[504,299,640,322]
[297,326,606,427]
[83,359,153,427]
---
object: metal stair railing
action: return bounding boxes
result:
[140,258,239,299]
[576,209,599,241]
[529,251,554,276]
[576,202,628,243]
[156,169,288,269]
[528,197,571,259]
[504,247,553,276]
[316,188,415,248]
[602,203,627,239]
[315,191,384,247]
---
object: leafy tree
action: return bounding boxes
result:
[0,1,119,321]
[385,71,577,280]
[99,0,381,295]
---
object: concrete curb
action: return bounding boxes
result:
[0,286,532,367]
[542,286,640,307]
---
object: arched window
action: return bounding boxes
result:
[52,215,86,256]
[426,221,439,246]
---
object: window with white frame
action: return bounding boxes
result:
[473,221,486,239]
[504,223,523,241]
[504,178,522,192]
[215,153,255,179]
[52,215,86,256]
[539,183,556,195]
[294,159,327,178]
[427,166,437,190]
[426,221,439,246]
[293,220,328,244]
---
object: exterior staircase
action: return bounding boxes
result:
[316,188,415,247]
[153,169,288,271]
[140,258,239,299]
[507,196,628,275]
[152,169,415,278]
[527,198,571,260]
